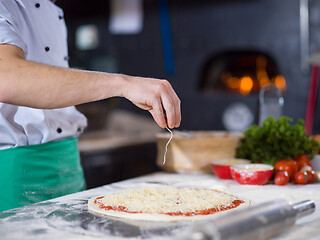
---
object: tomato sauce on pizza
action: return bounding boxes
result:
[94,196,244,216]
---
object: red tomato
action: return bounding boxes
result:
[294,171,308,184]
[274,171,290,186]
[294,155,311,170]
[306,171,315,183]
[274,159,298,179]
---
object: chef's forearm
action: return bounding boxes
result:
[0,58,125,109]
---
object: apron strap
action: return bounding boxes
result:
[0,138,86,212]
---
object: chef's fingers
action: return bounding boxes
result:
[149,99,167,128]
[161,94,176,129]
[170,87,181,128]
[176,101,181,128]
[161,82,181,128]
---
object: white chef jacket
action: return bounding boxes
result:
[0,0,87,149]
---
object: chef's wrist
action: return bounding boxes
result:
[102,73,130,99]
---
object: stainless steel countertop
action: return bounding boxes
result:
[0,172,320,239]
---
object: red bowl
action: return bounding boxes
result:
[210,159,251,179]
[230,164,274,185]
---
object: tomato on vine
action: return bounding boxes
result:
[306,171,315,183]
[294,171,308,184]
[274,159,298,179]
[294,154,311,170]
[274,171,290,186]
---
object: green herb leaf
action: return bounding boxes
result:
[236,116,319,165]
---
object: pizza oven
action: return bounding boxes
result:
[198,51,286,96]
[196,50,287,131]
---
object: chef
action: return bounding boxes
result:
[0,0,181,212]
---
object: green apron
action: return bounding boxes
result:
[0,138,86,212]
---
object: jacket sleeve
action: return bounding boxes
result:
[0,0,28,56]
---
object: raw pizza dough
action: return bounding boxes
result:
[88,186,250,221]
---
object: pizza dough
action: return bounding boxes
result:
[88,186,250,221]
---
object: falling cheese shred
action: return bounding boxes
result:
[163,127,173,165]
[96,187,239,214]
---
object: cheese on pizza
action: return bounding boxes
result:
[91,186,244,216]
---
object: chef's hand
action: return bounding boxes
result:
[120,75,181,129]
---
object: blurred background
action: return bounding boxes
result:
[55,0,320,187]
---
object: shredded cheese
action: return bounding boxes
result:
[163,127,173,165]
[96,187,239,214]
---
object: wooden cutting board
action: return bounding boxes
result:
[156,131,243,173]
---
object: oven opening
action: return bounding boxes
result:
[198,51,286,95]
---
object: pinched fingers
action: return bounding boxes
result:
[159,80,181,129]
[149,99,167,128]
[171,88,181,128]
[161,94,178,129]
